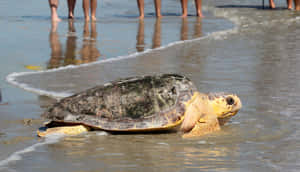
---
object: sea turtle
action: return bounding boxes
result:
[37,74,242,138]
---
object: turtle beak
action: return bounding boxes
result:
[221,110,238,118]
[218,110,239,126]
[218,97,242,125]
[229,95,242,116]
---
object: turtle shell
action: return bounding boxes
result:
[43,74,197,132]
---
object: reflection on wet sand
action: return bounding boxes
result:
[48,18,202,67]
[46,135,184,171]
[80,22,101,64]
[193,18,202,39]
[181,17,203,41]
[44,134,237,171]
[48,21,101,69]
[63,21,77,67]
[48,22,63,69]
[136,18,202,52]
[0,88,8,106]
[0,88,2,103]
[182,145,238,170]
[181,18,189,41]
[152,18,161,49]
[136,20,145,52]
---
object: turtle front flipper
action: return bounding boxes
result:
[182,115,220,138]
[180,92,221,138]
[37,125,90,137]
[181,92,210,132]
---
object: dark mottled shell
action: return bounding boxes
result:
[43,74,197,131]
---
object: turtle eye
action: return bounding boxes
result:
[226,97,235,105]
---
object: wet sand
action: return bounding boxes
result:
[1,0,300,171]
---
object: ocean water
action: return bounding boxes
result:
[1,0,300,171]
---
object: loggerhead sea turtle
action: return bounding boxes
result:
[37,74,242,138]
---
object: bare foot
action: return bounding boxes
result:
[52,15,61,22]
[91,16,97,21]
[196,12,204,18]
[156,14,162,18]
[181,13,188,18]
[68,12,74,19]
[269,2,275,9]
[85,16,90,22]
[52,17,61,22]
[138,14,144,19]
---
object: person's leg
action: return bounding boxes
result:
[91,0,97,21]
[269,0,275,9]
[67,0,77,19]
[154,0,162,17]
[49,0,61,22]
[287,0,293,9]
[83,0,90,21]
[295,0,300,10]
[194,0,203,17]
[137,0,145,19]
[180,0,188,17]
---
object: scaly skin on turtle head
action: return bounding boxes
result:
[207,93,242,125]
[181,92,242,138]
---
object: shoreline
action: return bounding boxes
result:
[6,5,237,99]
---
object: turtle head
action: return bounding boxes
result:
[208,93,242,125]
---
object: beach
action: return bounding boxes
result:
[1,0,300,171]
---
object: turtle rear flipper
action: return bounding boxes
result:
[37,125,90,137]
